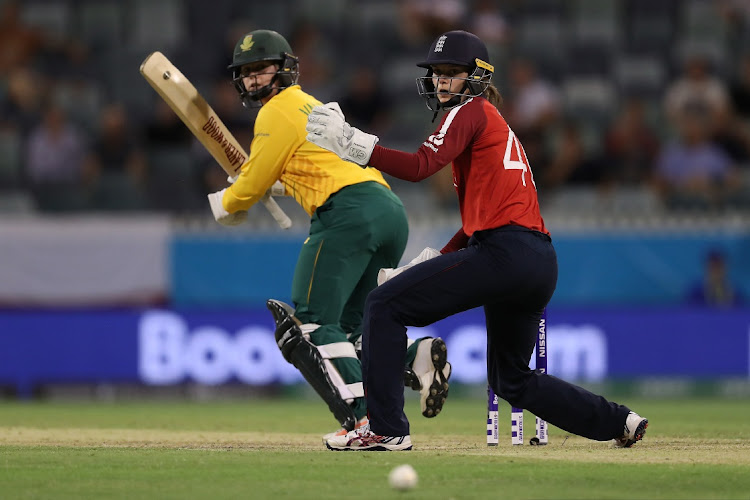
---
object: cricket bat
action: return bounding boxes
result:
[139,51,292,229]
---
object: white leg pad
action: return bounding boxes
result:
[323,359,364,401]
[299,323,321,338]
[316,342,364,403]
[317,342,357,360]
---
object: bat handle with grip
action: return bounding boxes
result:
[261,194,292,229]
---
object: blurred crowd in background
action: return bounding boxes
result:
[2,0,750,217]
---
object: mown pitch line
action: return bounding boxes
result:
[2,427,749,465]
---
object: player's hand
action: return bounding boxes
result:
[305,102,378,167]
[207,188,248,226]
[377,247,441,285]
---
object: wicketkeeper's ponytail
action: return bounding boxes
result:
[483,84,503,112]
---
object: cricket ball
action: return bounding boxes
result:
[388,464,418,491]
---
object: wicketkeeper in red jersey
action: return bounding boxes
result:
[306,30,649,451]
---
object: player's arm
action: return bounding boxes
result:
[305,101,477,180]
[223,107,298,213]
[368,139,462,182]
[441,228,469,253]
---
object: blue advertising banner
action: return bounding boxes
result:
[170,232,750,307]
[1,307,748,396]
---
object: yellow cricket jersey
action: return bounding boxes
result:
[222,85,390,216]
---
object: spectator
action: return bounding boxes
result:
[0,67,43,136]
[503,58,561,177]
[288,22,336,102]
[49,41,103,134]
[687,249,745,307]
[504,58,561,136]
[0,0,43,77]
[85,104,148,210]
[25,105,89,211]
[469,0,510,46]
[601,98,660,186]
[339,66,392,135]
[144,99,192,151]
[86,105,146,182]
[718,0,750,37]
[403,0,467,40]
[542,120,603,189]
[664,54,730,135]
[26,104,87,184]
[653,104,742,210]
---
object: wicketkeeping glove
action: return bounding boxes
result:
[377,247,441,286]
[305,102,379,166]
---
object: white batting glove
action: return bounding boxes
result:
[207,188,248,226]
[305,102,379,166]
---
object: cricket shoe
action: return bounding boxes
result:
[321,416,368,443]
[404,338,451,418]
[325,424,412,451]
[614,411,649,448]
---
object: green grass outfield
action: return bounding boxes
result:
[1,396,749,499]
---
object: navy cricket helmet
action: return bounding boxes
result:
[416,30,494,112]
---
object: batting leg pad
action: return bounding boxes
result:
[266,299,358,431]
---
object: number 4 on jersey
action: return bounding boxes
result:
[503,129,536,188]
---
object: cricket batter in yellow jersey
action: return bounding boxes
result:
[205,30,452,439]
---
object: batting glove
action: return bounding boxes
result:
[207,188,248,226]
[305,102,378,167]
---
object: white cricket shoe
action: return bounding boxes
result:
[404,338,451,418]
[614,411,649,448]
[325,424,412,451]
[321,416,368,443]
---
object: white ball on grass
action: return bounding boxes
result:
[388,464,418,491]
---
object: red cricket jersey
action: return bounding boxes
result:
[369,96,549,251]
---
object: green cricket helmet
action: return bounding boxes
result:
[228,29,300,108]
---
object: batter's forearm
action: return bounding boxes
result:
[222,187,266,213]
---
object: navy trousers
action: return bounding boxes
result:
[362,226,630,440]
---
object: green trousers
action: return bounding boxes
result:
[292,182,413,421]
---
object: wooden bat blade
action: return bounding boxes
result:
[140,51,292,229]
[140,51,245,176]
